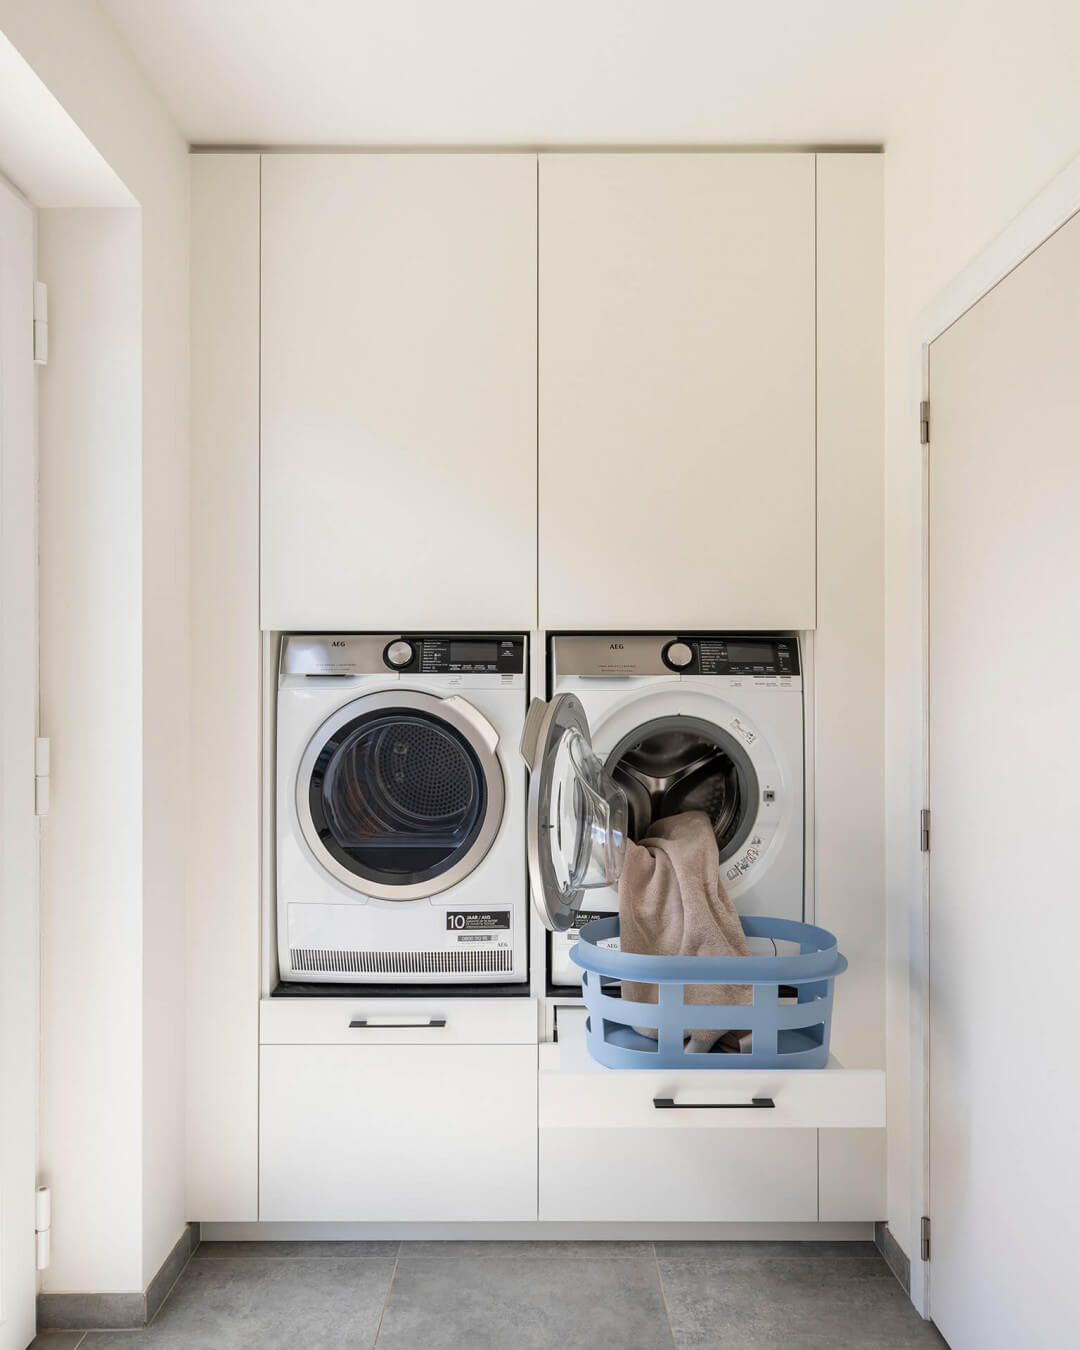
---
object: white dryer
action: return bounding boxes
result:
[276,633,527,985]
[521,633,805,986]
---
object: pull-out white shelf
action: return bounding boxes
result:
[538,1009,884,1222]
[541,1009,886,1130]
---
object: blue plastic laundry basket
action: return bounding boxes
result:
[570,915,848,1070]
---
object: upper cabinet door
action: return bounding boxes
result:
[538,154,816,630]
[261,155,537,631]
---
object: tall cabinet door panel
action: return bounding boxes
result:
[538,153,816,630]
[261,155,537,631]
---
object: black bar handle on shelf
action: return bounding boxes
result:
[652,1095,775,1110]
[348,1017,447,1029]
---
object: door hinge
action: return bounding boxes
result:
[35,1186,51,1270]
[35,737,50,816]
[919,808,931,852]
[919,399,930,445]
[920,1215,931,1262]
[33,281,48,365]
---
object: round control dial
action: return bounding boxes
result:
[663,641,694,670]
[384,639,415,670]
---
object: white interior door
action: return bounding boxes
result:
[0,176,39,1350]
[927,210,1080,1348]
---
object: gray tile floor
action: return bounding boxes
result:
[31,1241,948,1350]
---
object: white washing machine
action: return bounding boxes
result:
[520,633,804,987]
[276,633,528,985]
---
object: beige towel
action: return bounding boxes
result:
[619,811,751,1053]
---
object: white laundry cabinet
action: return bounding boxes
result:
[260,154,538,632]
[259,1000,539,1222]
[260,152,818,634]
[188,149,885,1231]
[253,1002,884,1225]
[538,153,816,630]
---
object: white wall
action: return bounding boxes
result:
[0,31,131,207]
[0,0,190,1293]
[882,0,1080,1284]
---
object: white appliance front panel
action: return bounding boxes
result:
[277,673,528,984]
[548,673,804,988]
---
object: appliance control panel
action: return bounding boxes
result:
[414,635,525,675]
[282,634,526,677]
[690,636,799,677]
[553,634,800,678]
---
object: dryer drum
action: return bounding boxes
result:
[317,710,486,876]
[606,716,759,863]
[372,719,480,825]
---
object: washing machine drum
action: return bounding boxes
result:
[297,692,504,900]
[605,716,759,863]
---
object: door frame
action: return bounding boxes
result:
[911,148,1080,1318]
[0,169,39,1350]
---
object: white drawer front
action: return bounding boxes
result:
[260,1044,538,1221]
[260,996,538,1046]
[541,1067,885,1130]
[540,1127,818,1222]
[541,1010,884,1130]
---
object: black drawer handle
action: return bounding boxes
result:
[653,1096,775,1110]
[348,1017,447,1029]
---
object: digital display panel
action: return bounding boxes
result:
[449,642,498,665]
[727,642,775,665]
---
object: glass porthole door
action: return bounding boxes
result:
[520,695,628,930]
[297,691,504,901]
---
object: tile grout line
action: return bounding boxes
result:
[652,1242,678,1350]
[371,1240,402,1347]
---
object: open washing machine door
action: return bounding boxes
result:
[520,695,628,931]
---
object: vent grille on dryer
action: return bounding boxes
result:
[290,948,512,975]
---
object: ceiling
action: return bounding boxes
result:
[99,0,920,147]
